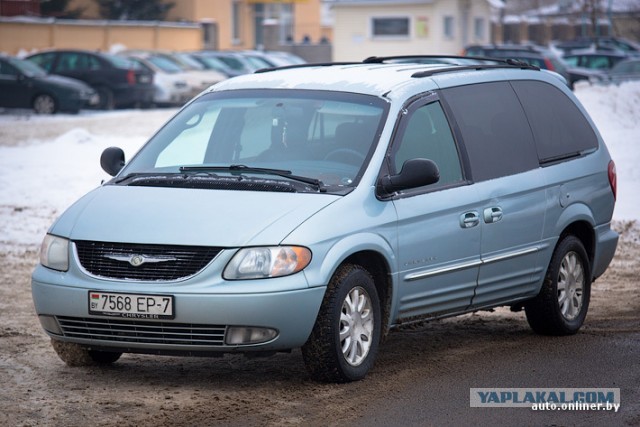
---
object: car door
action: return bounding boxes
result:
[386,95,482,321]
[440,81,547,309]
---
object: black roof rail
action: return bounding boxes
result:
[253,56,539,75]
[254,61,361,73]
[363,54,481,63]
[411,59,539,78]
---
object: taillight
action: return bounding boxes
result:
[608,160,617,201]
[126,69,135,85]
[543,58,555,71]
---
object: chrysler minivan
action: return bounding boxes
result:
[32,57,618,382]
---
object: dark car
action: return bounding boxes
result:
[554,37,640,55]
[593,58,640,85]
[464,44,594,89]
[562,51,628,71]
[0,54,97,114]
[26,50,155,110]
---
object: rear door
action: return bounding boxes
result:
[441,82,547,308]
[386,94,482,320]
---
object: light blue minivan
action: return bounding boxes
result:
[32,57,618,382]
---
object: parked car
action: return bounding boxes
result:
[0,54,97,114]
[463,44,574,87]
[26,49,155,109]
[118,52,190,106]
[554,37,640,55]
[33,57,618,383]
[184,52,245,78]
[562,51,628,71]
[592,57,640,85]
[151,51,228,91]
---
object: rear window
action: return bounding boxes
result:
[441,82,538,182]
[511,80,598,163]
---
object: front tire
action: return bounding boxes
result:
[302,264,381,383]
[525,235,591,335]
[32,94,57,114]
[51,339,122,366]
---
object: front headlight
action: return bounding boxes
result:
[223,246,311,280]
[39,234,69,271]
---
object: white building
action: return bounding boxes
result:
[327,0,502,61]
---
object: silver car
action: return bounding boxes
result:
[33,57,618,382]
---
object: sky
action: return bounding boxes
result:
[0,80,638,252]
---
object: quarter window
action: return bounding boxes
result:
[511,80,598,162]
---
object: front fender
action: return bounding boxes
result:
[304,232,396,289]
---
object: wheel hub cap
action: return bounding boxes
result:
[557,251,584,321]
[340,286,374,367]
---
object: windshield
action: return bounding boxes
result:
[120,89,388,193]
[148,55,184,73]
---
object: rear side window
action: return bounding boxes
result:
[511,80,598,163]
[442,82,538,182]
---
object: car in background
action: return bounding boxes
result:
[26,49,155,110]
[554,37,640,55]
[195,51,256,74]
[118,52,191,107]
[562,51,628,71]
[152,51,228,90]
[183,52,245,78]
[592,58,640,85]
[237,50,307,69]
[0,54,97,114]
[464,44,590,89]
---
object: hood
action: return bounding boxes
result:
[50,185,339,247]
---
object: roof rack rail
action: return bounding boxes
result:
[254,62,361,73]
[253,56,539,75]
[410,59,539,78]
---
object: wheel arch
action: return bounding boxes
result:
[558,220,596,278]
[553,203,596,276]
[308,233,395,340]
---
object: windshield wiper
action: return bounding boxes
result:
[179,164,324,189]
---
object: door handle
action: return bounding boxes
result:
[460,211,480,228]
[484,207,503,223]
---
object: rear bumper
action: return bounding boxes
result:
[592,222,618,280]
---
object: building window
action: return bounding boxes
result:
[371,17,410,38]
[232,1,242,44]
[474,17,485,40]
[443,16,455,39]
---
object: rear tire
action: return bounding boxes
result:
[51,339,122,366]
[302,264,381,383]
[525,235,591,335]
[32,94,57,114]
[95,87,115,110]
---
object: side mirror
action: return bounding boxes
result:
[100,147,125,176]
[379,158,440,194]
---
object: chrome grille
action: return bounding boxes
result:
[75,241,222,281]
[57,316,226,346]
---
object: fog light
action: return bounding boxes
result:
[225,326,277,345]
[38,315,62,335]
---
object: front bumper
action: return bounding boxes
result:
[32,273,325,354]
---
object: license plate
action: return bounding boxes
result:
[89,291,174,320]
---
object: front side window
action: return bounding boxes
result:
[391,101,463,190]
[120,90,388,194]
[371,17,410,38]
